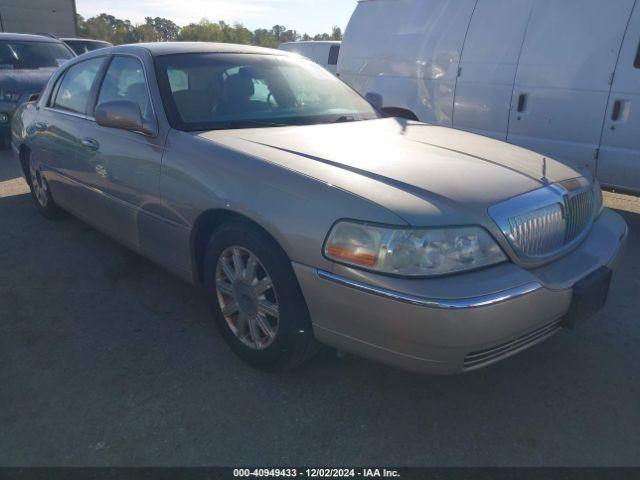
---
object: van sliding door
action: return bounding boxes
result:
[597,1,640,192]
[507,0,635,175]
[453,0,534,140]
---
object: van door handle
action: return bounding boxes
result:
[81,137,100,151]
[516,93,528,113]
[611,100,622,121]
[34,122,48,131]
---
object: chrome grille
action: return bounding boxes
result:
[507,203,566,257]
[565,188,594,242]
[489,179,599,261]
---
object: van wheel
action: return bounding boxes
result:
[27,151,64,219]
[203,220,319,371]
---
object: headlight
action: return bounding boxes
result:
[324,221,507,277]
[0,90,21,102]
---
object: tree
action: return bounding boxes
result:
[79,13,137,44]
[251,28,277,48]
[76,14,87,37]
[132,23,159,43]
[270,25,299,44]
[144,17,180,41]
[177,19,223,42]
[76,12,343,48]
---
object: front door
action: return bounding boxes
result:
[597,2,640,192]
[79,54,165,251]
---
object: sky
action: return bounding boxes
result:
[76,0,358,35]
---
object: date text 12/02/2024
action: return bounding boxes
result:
[232,468,401,478]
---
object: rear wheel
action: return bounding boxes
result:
[26,150,64,219]
[203,220,318,371]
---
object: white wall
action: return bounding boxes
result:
[0,0,77,37]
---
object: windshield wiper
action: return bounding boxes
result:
[234,119,289,128]
[334,115,363,123]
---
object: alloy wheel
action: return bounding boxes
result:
[29,158,48,207]
[215,246,280,350]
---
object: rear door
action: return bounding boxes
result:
[507,0,635,174]
[597,2,640,192]
[36,56,106,211]
[453,0,533,140]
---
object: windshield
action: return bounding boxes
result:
[154,53,379,131]
[0,41,74,70]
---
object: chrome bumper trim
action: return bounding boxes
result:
[317,270,542,310]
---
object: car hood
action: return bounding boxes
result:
[196,118,584,226]
[0,68,56,93]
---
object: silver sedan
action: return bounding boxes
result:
[11,42,628,374]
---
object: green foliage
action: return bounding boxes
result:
[145,17,181,42]
[76,14,343,48]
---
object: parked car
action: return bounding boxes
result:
[11,42,628,374]
[279,41,341,73]
[0,33,75,146]
[338,0,640,194]
[62,38,112,56]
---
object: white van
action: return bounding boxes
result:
[279,41,341,74]
[338,0,640,193]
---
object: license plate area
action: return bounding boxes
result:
[562,266,612,329]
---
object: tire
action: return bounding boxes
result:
[25,149,64,219]
[203,219,319,371]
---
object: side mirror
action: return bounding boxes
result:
[28,93,40,102]
[95,100,155,136]
[365,92,383,111]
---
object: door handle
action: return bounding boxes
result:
[611,100,622,121]
[81,137,100,151]
[516,93,528,113]
[34,122,48,131]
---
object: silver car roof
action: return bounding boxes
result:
[109,42,294,57]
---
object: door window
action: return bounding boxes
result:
[635,40,640,68]
[97,56,153,120]
[51,57,104,114]
[328,45,340,66]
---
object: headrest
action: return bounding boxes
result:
[225,73,254,100]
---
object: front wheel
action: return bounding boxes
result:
[203,220,318,371]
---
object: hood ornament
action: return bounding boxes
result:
[541,157,549,184]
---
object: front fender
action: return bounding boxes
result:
[159,129,408,273]
[10,101,37,154]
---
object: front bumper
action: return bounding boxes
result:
[294,209,628,374]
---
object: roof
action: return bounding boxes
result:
[118,42,292,57]
[280,41,341,45]
[0,32,63,43]
[61,38,112,44]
